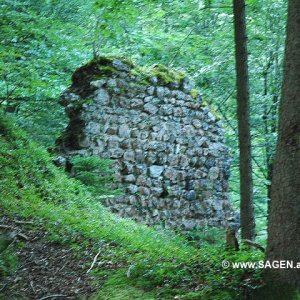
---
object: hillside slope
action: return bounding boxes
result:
[0,114,262,299]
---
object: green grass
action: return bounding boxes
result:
[91,271,156,300]
[0,113,264,299]
[0,244,19,279]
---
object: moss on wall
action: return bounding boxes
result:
[72,56,188,96]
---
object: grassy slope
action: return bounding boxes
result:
[0,114,263,299]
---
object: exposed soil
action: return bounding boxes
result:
[0,216,107,300]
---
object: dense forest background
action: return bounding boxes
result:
[0,0,287,239]
[2,0,299,299]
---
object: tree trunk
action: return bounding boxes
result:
[265,0,300,290]
[233,0,255,240]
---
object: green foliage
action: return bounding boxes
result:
[71,155,118,195]
[190,89,199,99]
[0,242,19,279]
[148,64,186,84]
[183,226,226,246]
[0,113,264,299]
[0,0,92,100]
[0,114,94,206]
[92,271,156,300]
[0,0,93,146]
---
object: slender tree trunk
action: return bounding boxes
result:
[264,0,300,290]
[233,0,255,240]
[262,71,277,200]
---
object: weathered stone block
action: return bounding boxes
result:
[124,174,136,183]
[208,167,220,180]
[119,124,131,138]
[144,103,158,114]
[94,89,110,104]
[149,165,164,178]
[123,150,135,162]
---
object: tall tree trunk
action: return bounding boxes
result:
[264,0,300,291]
[233,0,255,240]
[262,70,277,200]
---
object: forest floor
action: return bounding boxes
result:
[0,213,157,300]
[0,215,114,300]
[0,215,95,299]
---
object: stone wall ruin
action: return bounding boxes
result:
[56,57,232,230]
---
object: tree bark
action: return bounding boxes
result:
[265,0,300,290]
[233,0,255,240]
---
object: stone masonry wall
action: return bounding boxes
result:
[56,57,232,230]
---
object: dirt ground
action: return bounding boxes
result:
[0,216,104,300]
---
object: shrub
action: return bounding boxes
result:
[71,155,120,196]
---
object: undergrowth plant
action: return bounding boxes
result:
[71,155,120,196]
[0,244,19,279]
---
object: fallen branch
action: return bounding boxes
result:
[39,295,67,300]
[14,232,29,241]
[54,261,68,274]
[0,224,16,230]
[0,282,8,293]
[13,220,34,225]
[241,239,265,253]
[87,246,102,273]
[30,280,36,293]
[0,224,29,241]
